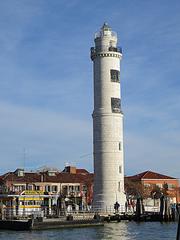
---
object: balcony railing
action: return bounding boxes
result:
[109,46,122,53]
[90,47,96,55]
[91,46,122,55]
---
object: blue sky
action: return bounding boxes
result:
[0,0,180,178]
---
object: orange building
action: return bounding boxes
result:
[126,170,180,204]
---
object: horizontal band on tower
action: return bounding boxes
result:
[92,111,124,117]
[91,52,122,60]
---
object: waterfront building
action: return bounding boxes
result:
[0,166,179,217]
[125,170,180,211]
[0,167,93,217]
[91,23,126,211]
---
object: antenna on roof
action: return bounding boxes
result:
[23,147,26,170]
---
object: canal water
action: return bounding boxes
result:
[0,222,177,239]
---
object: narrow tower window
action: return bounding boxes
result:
[118,182,121,192]
[111,98,121,113]
[119,166,122,174]
[110,69,120,83]
[119,142,121,151]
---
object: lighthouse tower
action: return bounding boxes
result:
[91,23,126,211]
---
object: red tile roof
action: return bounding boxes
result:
[42,172,93,184]
[0,171,94,184]
[76,169,89,175]
[127,170,176,180]
[1,172,41,183]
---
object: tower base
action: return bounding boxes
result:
[92,192,126,213]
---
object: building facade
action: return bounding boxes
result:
[0,167,93,218]
[125,170,180,211]
[91,23,126,211]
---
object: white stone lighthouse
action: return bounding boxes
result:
[91,23,126,211]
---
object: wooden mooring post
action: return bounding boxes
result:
[176,205,180,240]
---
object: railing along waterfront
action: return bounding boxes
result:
[1,204,179,222]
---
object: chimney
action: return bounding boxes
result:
[64,166,77,174]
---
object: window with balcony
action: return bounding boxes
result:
[110,69,120,83]
[111,98,121,113]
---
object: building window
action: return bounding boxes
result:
[110,69,120,83]
[82,185,87,192]
[119,142,121,151]
[111,98,121,113]
[48,171,56,176]
[62,186,68,195]
[144,183,151,187]
[45,185,51,192]
[35,186,40,191]
[167,184,175,189]
[52,185,58,192]
[27,185,33,191]
[13,185,25,192]
[69,185,74,192]
[74,186,80,192]
[119,166,122,174]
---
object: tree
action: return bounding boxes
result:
[125,178,152,200]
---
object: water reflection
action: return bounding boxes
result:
[0,222,177,240]
[97,222,177,240]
